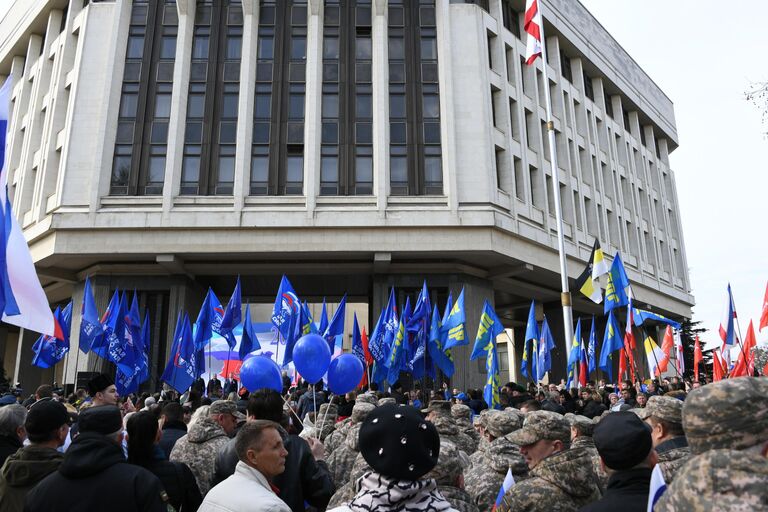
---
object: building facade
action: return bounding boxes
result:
[0,0,693,392]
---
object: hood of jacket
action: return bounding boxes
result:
[488,436,529,477]
[57,433,125,479]
[186,416,227,444]
[1,445,63,487]
[531,446,600,499]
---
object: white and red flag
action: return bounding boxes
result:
[524,0,543,65]
[760,281,768,332]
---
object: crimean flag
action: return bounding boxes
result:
[523,0,542,65]
[693,335,703,380]
[574,239,609,303]
[644,336,665,378]
[731,320,757,378]
[718,283,737,346]
[760,281,768,332]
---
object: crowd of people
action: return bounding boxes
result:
[0,371,763,511]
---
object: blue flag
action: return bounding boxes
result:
[193,288,225,351]
[407,282,431,374]
[632,308,682,330]
[323,294,347,352]
[588,316,597,374]
[299,301,317,336]
[32,303,72,369]
[386,297,411,384]
[271,275,301,365]
[441,288,466,350]
[239,305,260,361]
[351,312,365,364]
[537,316,556,382]
[604,253,630,314]
[428,303,454,377]
[521,301,539,380]
[219,277,242,348]
[370,289,399,385]
[106,293,137,379]
[161,313,197,393]
[91,290,119,359]
[79,276,102,354]
[126,292,142,351]
[136,310,150,383]
[567,318,582,366]
[318,298,329,337]
[470,300,503,410]
[599,310,623,382]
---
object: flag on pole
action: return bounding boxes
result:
[239,305,260,361]
[622,300,637,382]
[271,276,301,365]
[31,303,72,369]
[647,464,667,512]
[318,298,329,337]
[79,276,103,354]
[386,297,411,384]
[536,316,555,382]
[323,294,347,355]
[193,288,225,351]
[731,320,757,378]
[521,301,538,381]
[299,301,317,336]
[351,312,365,364]
[574,239,609,303]
[567,318,582,367]
[604,253,630,314]
[523,0,542,65]
[470,300,504,410]
[361,325,373,366]
[492,468,516,511]
[0,77,55,336]
[428,303,455,378]
[219,277,242,348]
[719,283,737,346]
[370,288,398,385]
[712,350,725,382]
[578,335,588,387]
[693,335,703,380]
[161,313,197,393]
[90,290,119,359]
[587,316,597,375]
[644,336,665,378]
[760,281,768,332]
[655,326,675,376]
[441,288,467,350]
[673,329,685,375]
[632,308,682,331]
[598,310,623,382]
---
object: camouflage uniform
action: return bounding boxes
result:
[327,451,372,508]
[299,402,338,442]
[430,414,476,457]
[452,404,480,453]
[567,414,607,493]
[426,440,478,512]
[464,411,528,512]
[470,410,492,466]
[169,416,230,496]
[637,395,689,483]
[497,411,601,512]
[655,377,768,511]
[326,403,375,486]
[356,393,378,406]
[377,397,396,406]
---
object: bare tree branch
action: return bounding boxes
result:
[745,81,768,135]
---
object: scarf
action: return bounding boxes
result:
[348,471,453,512]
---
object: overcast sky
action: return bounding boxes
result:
[579,0,768,347]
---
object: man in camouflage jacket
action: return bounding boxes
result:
[452,404,480,453]
[426,439,478,512]
[637,395,689,483]
[565,413,607,493]
[423,401,475,457]
[326,403,375,486]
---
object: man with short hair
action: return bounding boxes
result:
[635,392,648,408]
[568,414,607,493]
[519,399,541,413]
[638,395,689,482]
[200,420,290,512]
[33,385,53,402]
[87,374,119,407]
[158,402,187,459]
[213,390,335,512]
[0,405,26,467]
[24,406,166,512]
[497,411,601,512]
[170,400,243,495]
[579,412,656,512]
[422,401,475,456]
[0,400,69,510]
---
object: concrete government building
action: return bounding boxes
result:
[0,0,693,393]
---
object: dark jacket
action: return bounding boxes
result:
[24,433,167,512]
[579,468,652,512]
[298,391,327,420]
[468,399,488,415]
[0,436,22,469]
[159,420,187,460]
[143,450,202,512]
[582,400,607,419]
[213,429,335,512]
[0,445,63,512]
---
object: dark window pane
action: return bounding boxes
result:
[324,37,339,59]
[322,94,338,118]
[289,62,305,81]
[226,37,242,59]
[389,63,405,82]
[185,122,203,143]
[323,63,339,81]
[255,94,271,118]
[219,122,237,144]
[218,156,235,184]
[356,63,371,83]
[420,7,436,26]
[160,36,176,59]
[287,156,303,182]
[321,156,338,183]
[148,156,166,183]
[292,5,307,25]
[425,156,442,184]
[322,122,338,144]
[356,94,372,118]
[420,38,437,60]
[288,123,304,144]
[424,122,441,144]
[192,37,209,59]
[190,62,208,80]
[188,94,204,118]
[112,156,131,187]
[119,93,138,117]
[356,123,372,144]
[388,6,404,26]
[356,37,372,59]
[422,62,439,82]
[195,5,211,24]
[116,122,134,143]
[123,61,141,81]
[390,95,405,118]
[251,156,269,183]
[260,6,275,24]
[222,93,239,118]
[258,37,274,59]
[228,5,244,25]
[356,7,372,26]
[325,7,340,25]
[163,4,179,25]
[390,156,407,183]
[131,5,148,24]
[289,94,305,119]
[256,62,273,81]
[291,37,306,60]
[356,156,373,183]
[127,36,144,59]
[151,122,169,144]
[156,61,174,81]
[388,38,404,60]
[223,62,240,81]
[155,94,171,118]
[423,94,440,119]
[253,123,270,143]
[182,156,200,183]
[390,122,406,144]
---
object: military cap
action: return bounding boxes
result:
[377,397,396,407]
[451,403,471,419]
[317,402,338,416]
[355,393,378,406]
[593,411,652,470]
[426,440,469,485]
[486,410,524,438]
[86,373,114,396]
[683,377,768,454]
[78,405,122,435]
[566,414,595,437]
[421,400,452,415]
[209,400,246,420]
[506,410,570,446]
[639,395,683,424]
[351,402,375,422]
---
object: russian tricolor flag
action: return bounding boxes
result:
[0,77,55,336]
[492,468,516,511]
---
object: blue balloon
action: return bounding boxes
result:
[327,354,365,395]
[293,334,331,384]
[240,356,283,392]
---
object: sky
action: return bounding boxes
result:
[579,0,768,348]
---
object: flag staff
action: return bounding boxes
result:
[525,0,576,386]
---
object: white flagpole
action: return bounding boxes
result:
[531,0,577,388]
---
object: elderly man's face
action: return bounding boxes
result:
[609,394,619,405]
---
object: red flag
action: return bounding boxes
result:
[731,320,757,378]
[760,282,768,332]
[361,326,373,365]
[618,348,627,382]
[523,0,542,65]
[656,326,674,374]
[713,351,725,382]
[693,335,703,380]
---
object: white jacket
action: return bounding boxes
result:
[199,461,290,512]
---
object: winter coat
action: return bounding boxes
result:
[654,436,690,483]
[327,423,363,487]
[213,427,335,512]
[24,433,166,512]
[158,420,187,460]
[497,447,602,512]
[430,415,475,457]
[142,449,202,512]
[465,436,529,511]
[297,391,327,420]
[169,416,230,496]
[570,436,608,493]
[579,468,652,512]
[0,437,21,469]
[200,461,290,512]
[0,445,63,512]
